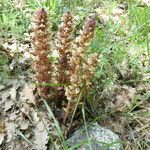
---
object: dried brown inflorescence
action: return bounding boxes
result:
[33,8,53,101]
[33,8,99,123]
[64,18,99,123]
[55,11,73,104]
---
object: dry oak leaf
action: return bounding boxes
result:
[115,85,136,111]
[7,138,29,150]
[20,83,36,105]
[19,119,30,131]
[0,85,5,91]
[0,121,5,145]
[33,119,49,150]
[5,122,16,142]
[9,110,20,121]
[0,122,5,133]
[4,100,14,112]
[29,109,40,125]
[9,86,17,101]
[0,133,5,145]
[1,92,10,103]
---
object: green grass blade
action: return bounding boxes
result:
[146,34,150,66]
[69,90,83,125]
[42,99,67,149]
[16,129,33,145]
[34,82,65,87]
[82,105,92,150]
[68,139,90,150]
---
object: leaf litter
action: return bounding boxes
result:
[0,31,57,150]
[0,1,150,150]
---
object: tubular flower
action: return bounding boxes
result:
[33,8,53,100]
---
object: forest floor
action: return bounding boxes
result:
[0,0,150,150]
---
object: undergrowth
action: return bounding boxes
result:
[0,55,10,83]
[0,0,149,149]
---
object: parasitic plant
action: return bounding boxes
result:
[55,11,73,106]
[33,8,53,101]
[32,8,99,123]
[64,18,99,122]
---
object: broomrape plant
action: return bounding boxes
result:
[33,8,99,123]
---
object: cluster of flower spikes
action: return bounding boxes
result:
[63,18,99,122]
[33,8,99,122]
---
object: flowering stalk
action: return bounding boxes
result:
[33,8,53,101]
[64,18,98,123]
[55,11,73,105]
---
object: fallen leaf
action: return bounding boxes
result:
[1,92,10,102]
[0,85,5,91]
[5,122,16,142]
[7,138,29,150]
[0,121,5,145]
[9,111,19,121]
[4,100,14,111]
[33,118,49,150]
[112,117,126,134]
[20,83,36,105]
[0,121,5,133]
[0,133,5,145]
[115,85,136,111]
[29,109,40,125]
[19,120,29,130]
[9,87,17,101]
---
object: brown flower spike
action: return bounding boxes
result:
[55,11,73,103]
[64,18,98,123]
[33,8,53,100]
